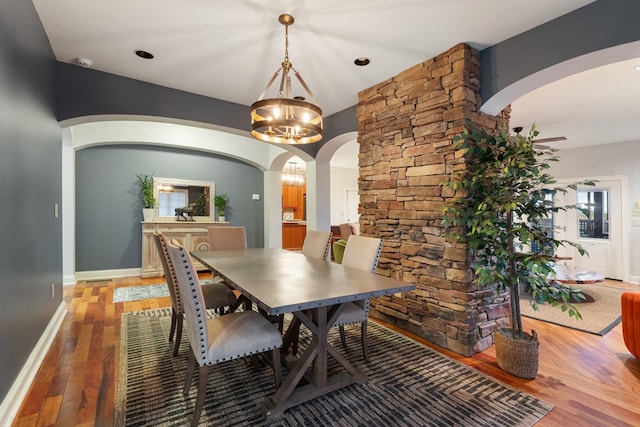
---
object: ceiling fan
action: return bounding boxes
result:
[512,126,567,147]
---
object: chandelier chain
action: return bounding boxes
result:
[284,23,289,65]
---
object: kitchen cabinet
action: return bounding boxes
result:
[282,222,307,250]
[282,184,305,218]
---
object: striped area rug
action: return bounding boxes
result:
[115,309,553,426]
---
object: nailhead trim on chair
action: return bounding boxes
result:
[158,235,183,310]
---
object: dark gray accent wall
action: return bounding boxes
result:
[55,62,358,157]
[0,0,62,400]
[56,62,252,133]
[75,145,264,271]
[481,0,640,105]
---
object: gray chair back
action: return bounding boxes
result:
[301,230,332,260]
[165,238,211,366]
[207,226,247,250]
[342,235,382,273]
[153,233,182,314]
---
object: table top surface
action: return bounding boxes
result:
[191,248,415,315]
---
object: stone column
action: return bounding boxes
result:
[357,43,510,356]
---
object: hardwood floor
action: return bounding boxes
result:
[11,277,640,426]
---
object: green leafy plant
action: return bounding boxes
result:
[193,192,208,216]
[214,193,229,216]
[441,126,595,340]
[136,174,156,209]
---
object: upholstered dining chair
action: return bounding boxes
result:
[207,225,247,250]
[153,233,237,356]
[301,230,332,260]
[334,235,383,362]
[165,239,282,427]
[339,223,354,241]
[332,239,347,264]
[207,225,253,312]
[287,230,332,354]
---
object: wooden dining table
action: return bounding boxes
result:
[191,248,415,421]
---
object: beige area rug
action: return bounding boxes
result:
[115,308,554,426]
[520,283,627,335]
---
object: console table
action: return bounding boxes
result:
[141,220,228,278]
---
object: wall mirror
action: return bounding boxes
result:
[153,177,215,218]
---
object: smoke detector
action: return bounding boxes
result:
[72,57,93,68]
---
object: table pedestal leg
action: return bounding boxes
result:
[264,304,367,421]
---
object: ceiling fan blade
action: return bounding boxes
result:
[532,136,567,144]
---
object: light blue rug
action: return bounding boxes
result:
[113,279,215,303]
[113,284,170,303]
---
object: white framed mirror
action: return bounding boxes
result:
[153,177,215,219]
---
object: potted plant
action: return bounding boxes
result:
[214,192,229,222]
[136,174,156,221]
[441,126,594,378]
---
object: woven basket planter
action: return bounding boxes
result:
[495,327,539,379]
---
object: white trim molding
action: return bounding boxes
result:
[74,268,142,283]
[0,302,67,427]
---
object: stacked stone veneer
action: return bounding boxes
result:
[357,43,510,356]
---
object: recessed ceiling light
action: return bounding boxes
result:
[135,50,154,59]
[354,57,370,66]
[635,64,640,71]
[72,57,92,68]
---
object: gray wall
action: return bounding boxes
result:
[481,0,640,106]
[75,145,264,271]
[56,62,321,157]
[0,0,62,400]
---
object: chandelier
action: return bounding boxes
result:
[281,162,305,186]
[250,14,323,145]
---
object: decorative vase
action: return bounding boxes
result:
[495,327,539,379]
[142,208,155,222]
[218,214,226,222]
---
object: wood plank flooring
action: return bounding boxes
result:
[11,277,640,426]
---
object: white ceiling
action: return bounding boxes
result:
[32,0,639,164]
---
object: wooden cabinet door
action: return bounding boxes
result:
[282,185,295,208]
[282,224,307,250]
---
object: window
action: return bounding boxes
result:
[577,189,609,239]
[531,190,554,254]
[158,190,188,216]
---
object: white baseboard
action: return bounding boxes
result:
[72,268,141,283]
[63,274,76,286]
[0,302,67,427]
[628,275,640,284]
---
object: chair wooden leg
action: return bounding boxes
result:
[339,325,347,347]
[191,365,209,427]
[173,315,184,356]
[361,322,369,362]
[184,351,196,395]
[271,348,282,388]
[169,308,177,343]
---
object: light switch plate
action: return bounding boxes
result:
[252,194,260,200]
